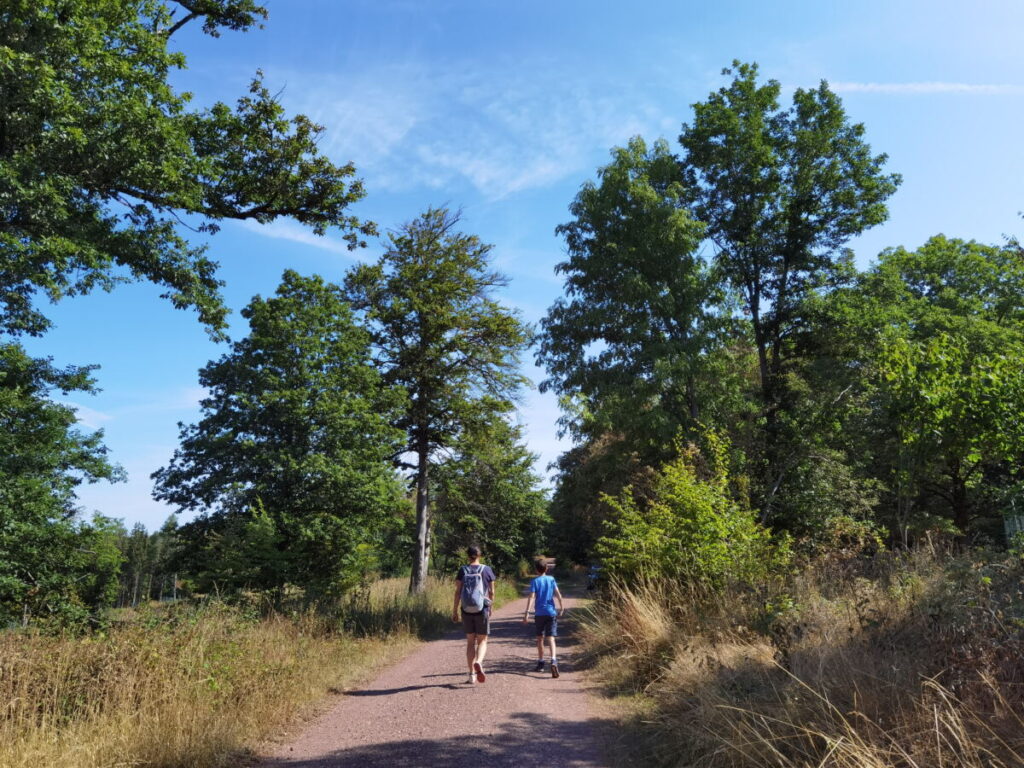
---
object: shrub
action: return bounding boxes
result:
[595,431,790,588]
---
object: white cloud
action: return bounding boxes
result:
[830,81,1024,95]
[63,401,113,430]
[237,219,358,256]
[272,60,672,200]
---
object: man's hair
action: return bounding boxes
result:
[467,545,481,559]
[534,558,548,574]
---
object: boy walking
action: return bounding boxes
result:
[452,545,496,684]
[522,558,564,678]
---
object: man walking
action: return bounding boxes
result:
[452,545,496,684]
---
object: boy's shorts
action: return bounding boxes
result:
[534,615,558,637]
[461,609,489,635]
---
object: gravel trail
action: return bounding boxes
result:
[260,589,610,767]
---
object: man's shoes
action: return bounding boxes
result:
[473,661,486,683]
[550,660,560,679]
[534,659,545,673]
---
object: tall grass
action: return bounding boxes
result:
[340,574,518,637]
[584,549,1024,767]
[0,574,500,768]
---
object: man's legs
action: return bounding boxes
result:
[475,635,488,667]
[465,633,477,679]
[470,633,488,682]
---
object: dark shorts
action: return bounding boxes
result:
[461,609,490,636]
[534,615,558,637]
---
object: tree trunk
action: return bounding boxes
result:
[951,471,970,538]
[409,441,431,594]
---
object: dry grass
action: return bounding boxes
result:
[0,575,478,768]
[584,550,1024,767]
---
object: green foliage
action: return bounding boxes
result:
[344,207,533,591]
[153,270,404,599]
[0,343,125,626]
[539,137,727,452]
[0,0,373,338]
[116,515,182,607]
[596,431,789,587]
[876,332,1024,535]
[825,235,1024,538]
[432,415,550,574]
[679,60,900,523]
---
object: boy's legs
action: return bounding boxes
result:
[548,617,560,678]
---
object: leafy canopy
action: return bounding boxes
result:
[0,0,374,338]
[345,208,532,590]
[597,430,789,587]
[539,136,725,452]
[433,415,550,575]
[153,270,404,596]
[0,343,124,625]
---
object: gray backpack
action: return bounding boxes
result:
[460,565,487,613]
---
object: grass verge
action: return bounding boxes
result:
[0,574,517,768]
[583,549,1024,767]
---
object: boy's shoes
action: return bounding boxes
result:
[550,660,560,679]
[534,659,545,673]
[466,674,476,685]
[473,661,486,683]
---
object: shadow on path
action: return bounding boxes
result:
[263,710,609,767]
[342,683,460,696]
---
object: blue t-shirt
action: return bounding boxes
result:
[531,574,558,617]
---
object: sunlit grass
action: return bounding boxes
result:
[584,551,1024,767]
[0,574,516,768]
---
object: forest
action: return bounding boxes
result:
[2,2,1023,767]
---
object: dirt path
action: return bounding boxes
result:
[260,588,610,767]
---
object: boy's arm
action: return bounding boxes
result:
[522,592,534,623]
[554,586,565,617]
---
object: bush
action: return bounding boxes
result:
[595,431,790,588]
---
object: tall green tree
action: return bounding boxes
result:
[432,415,549,575]
[0,343,124,625]
[679,61,900,522]
[834,236,1024,539]
[345,208,532,593]
[0,0,374,339]
[539,137,732,457]
[153,271,403,598]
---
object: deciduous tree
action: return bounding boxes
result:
[345,208,532,593]
[0,0,374,338]
[153,271,403,598]
[679,61,900,522]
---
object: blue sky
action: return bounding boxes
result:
[24,0,1024,531]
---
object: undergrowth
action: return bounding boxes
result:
[583,548,1024,767]
[0,574,510,768]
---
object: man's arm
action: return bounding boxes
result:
[452,579,462,622]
